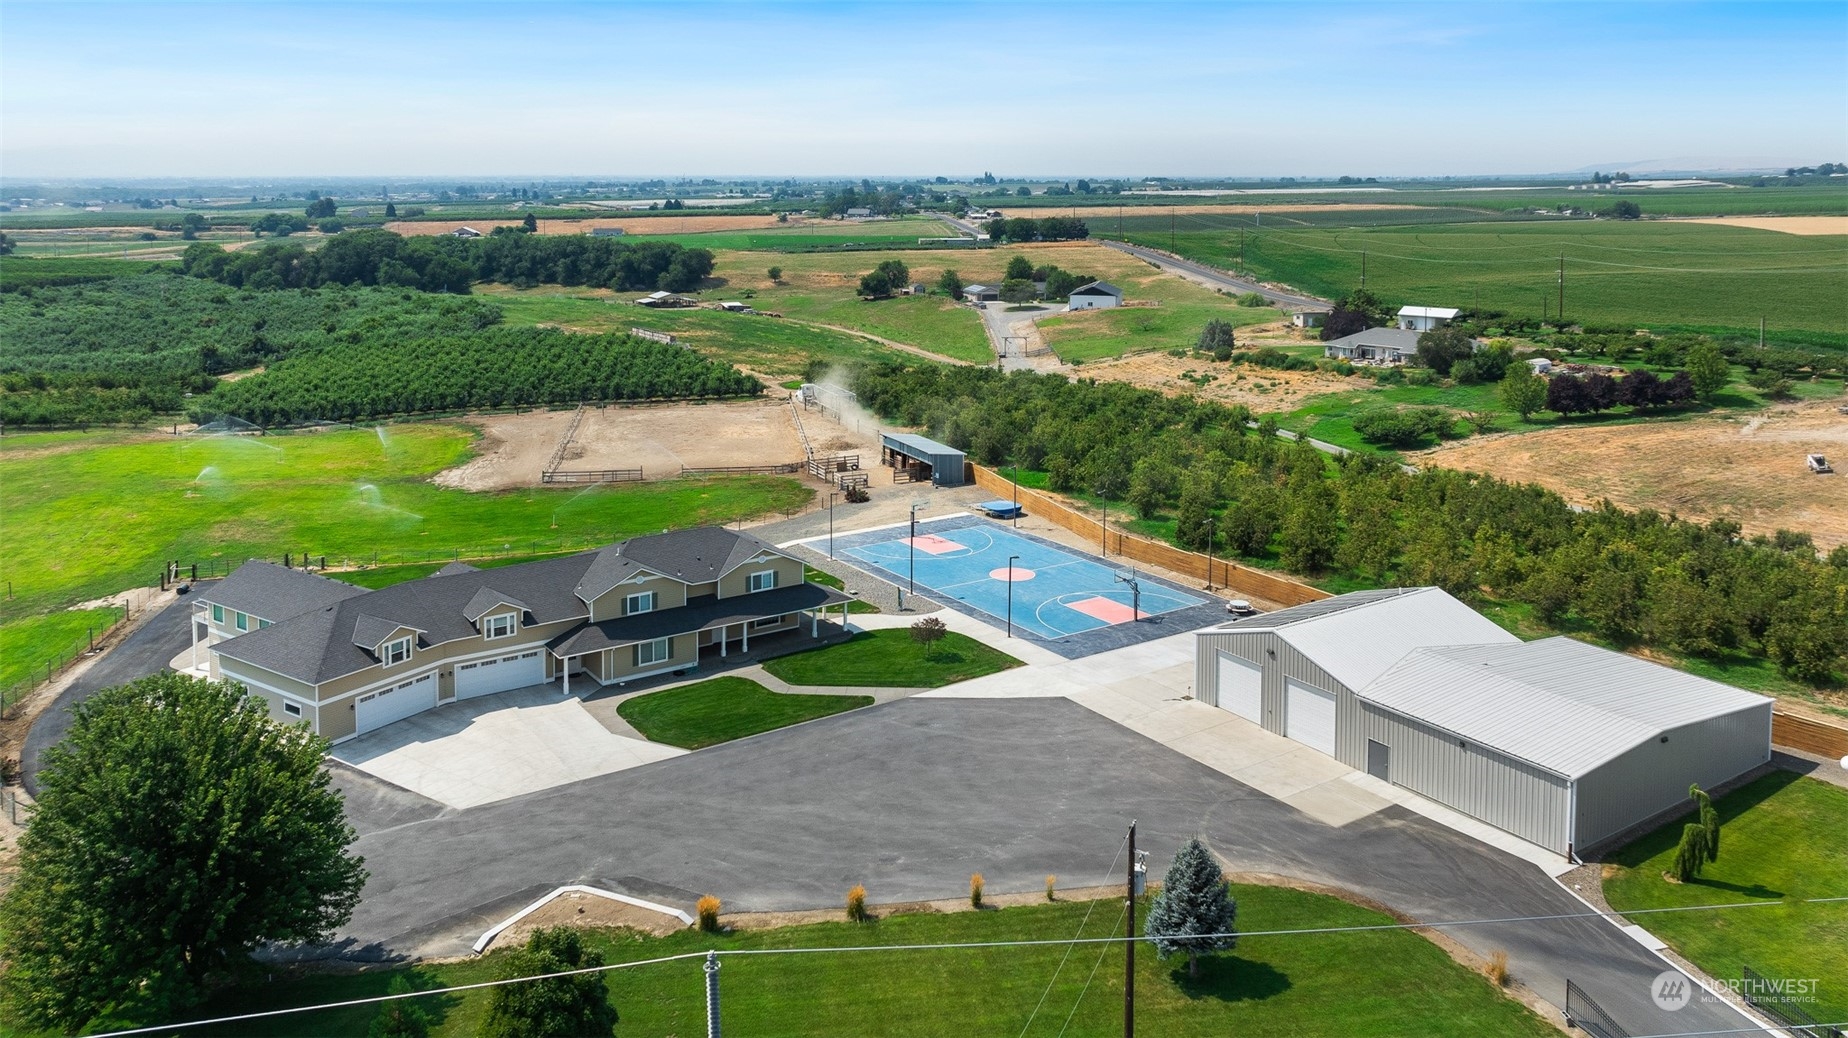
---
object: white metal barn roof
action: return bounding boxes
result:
[1358,638,1772,778]
[1208,587,1518,691]
[1398,305,1460,320]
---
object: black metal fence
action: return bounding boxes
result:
[1565,978,1631,1038]
[1743,964,1843,1038]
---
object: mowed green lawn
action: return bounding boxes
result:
[95,888,1552,1038]
[762,627,1021,687]
[1603,772,1848,1017]
[616,676,873,748]
[0,425,811,619]
[1121,218,1848,339]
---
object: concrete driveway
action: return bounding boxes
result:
[330,684,684,809]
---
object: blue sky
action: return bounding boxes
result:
[3,1,1844,179]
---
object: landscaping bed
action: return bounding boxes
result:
[761,628,1021,688]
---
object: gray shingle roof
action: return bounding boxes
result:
[195,562,367,624]
[434,561,481,576]
[213,528,803,685]
[1358,638,1772,778]
[463,587,528,622]
[1323,326,1422,351]
[1070,281,1122,296]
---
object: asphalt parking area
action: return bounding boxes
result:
[342,697,1749,1035]
[330,685,684,809]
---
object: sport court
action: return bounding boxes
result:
[839,518,1211,646]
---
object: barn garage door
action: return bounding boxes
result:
[355,672,437,735]
[1215,652,1264,724]
[455,650,545,700]
[1285,678,1338,756]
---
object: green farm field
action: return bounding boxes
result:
[1000,181,1848,216]
[1118,216,1848,339]
[58,887,1553,1038]
[0,424,812,620]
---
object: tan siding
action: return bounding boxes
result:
[718,556,803,599]
[603,632,696,679]
[314,617,584,699]
[589,572,689,620]
[322,696,357,742]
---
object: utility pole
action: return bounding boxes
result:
[1169,211,1175,252]
[1238,227,1245,272]
[1125,821,1141,1038]
[1360,249,1367,290]
[1204,516,1216,591]
[1557,254,1565,323]
[704,951,721,1038]
[1759,316,1766,350]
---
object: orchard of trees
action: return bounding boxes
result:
[196,328,761,426]
[982,216,1089,243]
[839,360,1848,686]
[180,228,715,295]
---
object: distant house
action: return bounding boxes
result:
[1322,327,1424,365]
[348,208,371,218]
[716,301,752,313]
[452,226,483,239]
[590,227,626,237]
[1397,305,1460,332]
[1067,281,1123,310]
[963,284,1000,302]
[845,207,874,219]
[1527,357,1554,375]
[1291,310,1327,329]
[907,283,929,296]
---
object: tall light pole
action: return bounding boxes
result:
[828,492,839,559]
[1006,554,1020,637]
[1100,500,1108,558]
[1008,458,1020,528]
[909,502,923,597]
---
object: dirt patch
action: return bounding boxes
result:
[1675,216,1848,236]
[1419,400,1848,549]
[433,400,807,491]
[1082,350,1355,411]
[387,214,795,237]
[1011,203,1429,219]
[481,890,690,950]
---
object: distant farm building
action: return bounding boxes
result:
[716,301,753,313]
[1067,281,1123,310]
[1527,357,1554,375]
[963,284,1000,302]
[590,227,627,237]
[880,432,967,487]
[906,283,929,296]
[452,226,483,238]
[1397,305,1460,332]
[1322,327,1423,365]
[844,207,874,219]
[1291,310,1328,329]
[635,291,697,308]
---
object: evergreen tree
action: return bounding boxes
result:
[1145,837,1238,978]
[368,976,431,1038]
[1690,784,1720,863]
[1673,822,1709,882]
[1005,255,1035,281]
[937,268,963,298]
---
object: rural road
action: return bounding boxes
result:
[331,697,1754,1037]
[1098,238,1331,312]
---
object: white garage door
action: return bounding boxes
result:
[455,650,546,700]
[1215,651,1264,724]
[355,672,438,735]
[1284,678,1338,757]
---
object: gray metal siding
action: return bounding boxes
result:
[1357,703,1573,852]
[1573,704,1773,852]
[1195,630,1352,748]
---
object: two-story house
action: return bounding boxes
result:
[199,527,853,743]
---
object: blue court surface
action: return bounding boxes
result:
[839,519,1209,643]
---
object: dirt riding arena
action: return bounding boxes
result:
[434,398,877,491]
[1083,343,1355,411]
[1419,400,1848,549]
[1675,216,1848,236]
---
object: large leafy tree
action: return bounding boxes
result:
[1320,288,1390,340]
[1498,366,1548,419]
[1415,326,1476,376]
[483,928,619,1038]
[1145,837,1238,977]
[1684,341,1731,399]
[0,673,366,1031]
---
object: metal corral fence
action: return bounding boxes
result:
[680,462,804,477]
[1564,978,1630,1038]
[967,464,1330,608]
[541,467,645,484]
[1742,964,1844,1038]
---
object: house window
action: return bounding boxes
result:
[634,637,672,667]
[383,637,412,666]
[235,611,248,632]
[283,701,302,718]
[259,619,271,629]
[484,613,516,639]
[753,614,784,629]
[748,570,777,593]
[625,591,656,616]
[211,604,224,623]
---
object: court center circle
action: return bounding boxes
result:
[989,567,1036,582]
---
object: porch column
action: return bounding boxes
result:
[812,610,820,638]
[742,624,749,652]
[189,609,200,669]
[719,626,727,657]
[562,657,571,696]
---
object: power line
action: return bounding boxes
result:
[86,896,1847,1037]
[1016,830,1129,1038]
